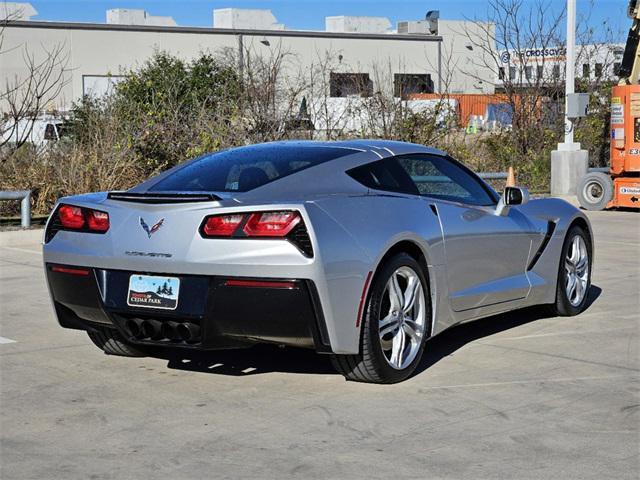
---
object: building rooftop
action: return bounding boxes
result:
[5,19,443,42]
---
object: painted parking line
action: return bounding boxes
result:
[418,374,634,391]
[0,337,17,344]
[596,240,640,247]
[0,246,42,255]
[490,326,637,341]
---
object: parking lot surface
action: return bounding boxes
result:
[1,209,639,479]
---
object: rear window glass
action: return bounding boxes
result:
[149,144,355,193]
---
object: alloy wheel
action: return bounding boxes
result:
[378,266,427,370]
[565,235,589,307]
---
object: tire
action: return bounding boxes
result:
[332,253,431,384]
[87,327,146,357]
[551,225,592,316]
[577,172,613,211]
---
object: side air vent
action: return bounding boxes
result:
[107,192,221,203]
[527,221,556,271]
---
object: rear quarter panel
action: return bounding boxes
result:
[309,194,448,353]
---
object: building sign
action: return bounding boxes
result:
[499,47,567,64]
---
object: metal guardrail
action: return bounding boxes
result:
[478,172,508,180]
[414,172,508,183]
[0,190,31,228]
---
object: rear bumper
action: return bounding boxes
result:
[45,263,331,353]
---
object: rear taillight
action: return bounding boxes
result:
[48,204,110,239]
[202,214,245,237]
[201,211,301,238]
[199,210,312,257]
[243,211,301,237]
[58,205,85,229]
[86,209,110,232]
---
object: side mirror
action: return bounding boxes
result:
[495,186,529,216]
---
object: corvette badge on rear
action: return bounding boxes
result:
[127,275,180,310]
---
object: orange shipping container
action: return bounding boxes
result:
[410,93,511,127]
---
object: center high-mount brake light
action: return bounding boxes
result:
[56,204,110,233]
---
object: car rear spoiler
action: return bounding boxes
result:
[107,192,221,204]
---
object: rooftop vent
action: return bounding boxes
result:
[325,16,391,34]
[213,8,285,30]
[106,9,177,26]
[398,10,439,35]
[0,2,37,21]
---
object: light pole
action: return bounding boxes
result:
[561,0,578,150]
[550,0,589,195]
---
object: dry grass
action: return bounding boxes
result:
[0,143,147,216]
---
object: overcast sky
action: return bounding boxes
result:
[26,0,628,41]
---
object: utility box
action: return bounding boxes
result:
[566,93,589,118]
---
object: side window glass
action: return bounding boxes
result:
[396,154,495,206]
[347,158,419,195]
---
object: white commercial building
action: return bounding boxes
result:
[0,5,497,114]
[495,43,625,88]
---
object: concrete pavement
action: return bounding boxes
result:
[1,209,638,479]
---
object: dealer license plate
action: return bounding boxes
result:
[127,274,180,310]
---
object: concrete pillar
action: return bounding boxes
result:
[550,149,589,196]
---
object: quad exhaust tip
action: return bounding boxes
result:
[177,322,201,342]
[141,319,162,340]
[125,318,144,338]
[124,318,201,343]
[161,321,181,341]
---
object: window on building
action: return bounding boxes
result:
[43,123,60,141]
[582,63,590,78]
[614,62,622,75]
[330,72,373,97]
[595,63,603,78]
[509,66,516,81]
[393,74,434,98]
[536,65,544,80]
[525,65,532,81]
[498,67,505,80]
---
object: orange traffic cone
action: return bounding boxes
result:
[506,166,516,187]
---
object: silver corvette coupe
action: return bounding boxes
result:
[43,140,593,383]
